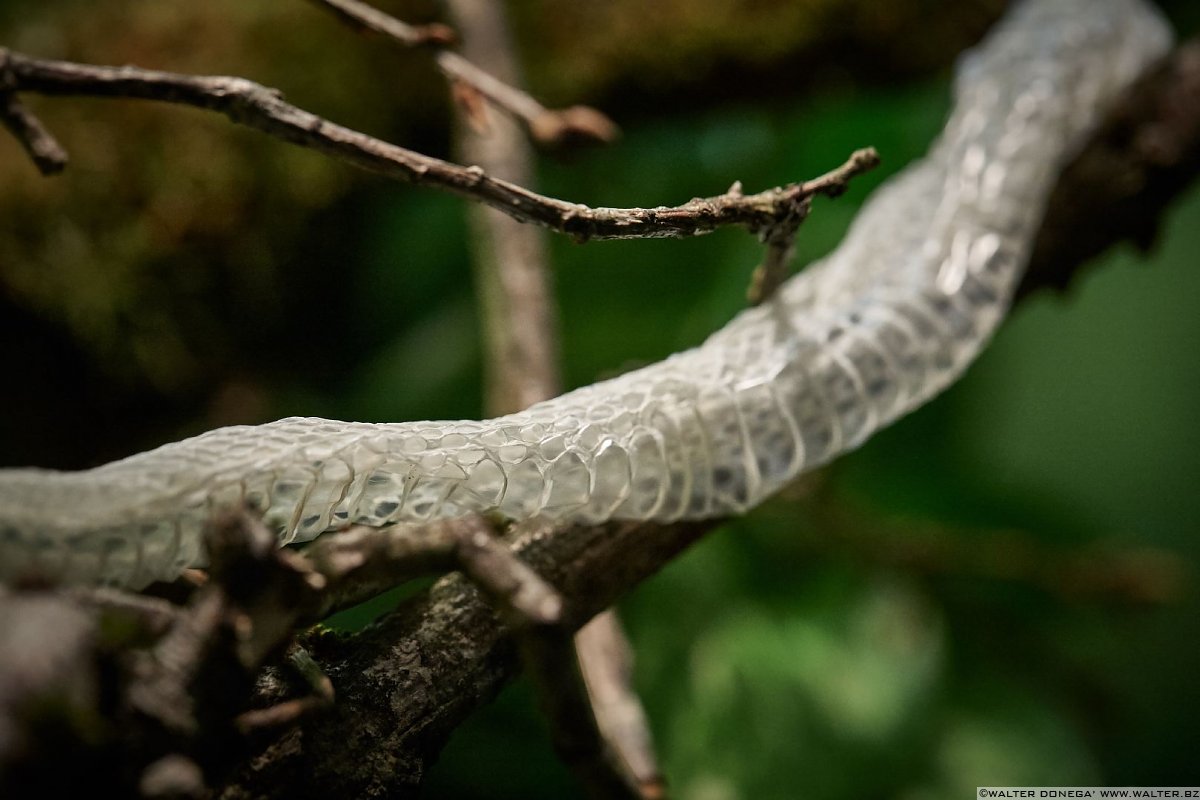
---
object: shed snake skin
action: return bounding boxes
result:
[0,0,1173,588]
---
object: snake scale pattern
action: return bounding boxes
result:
[0,0,1173,588]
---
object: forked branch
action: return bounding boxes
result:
[308,0,620,147]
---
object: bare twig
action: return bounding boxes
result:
[0,91,67,175]
[0,46,874,245]
[747,238,797,305]
[302,516,570,624]
[451,517,563,626]
[447,3,658,794]
[450,0,562,415]
[309,0,619,147]
[306,0,457,48]
[519,622,645,800]
[743,165,816,303]
[442,519,644,798]
[302,523,461,618]
[575,612,665,797]
[301,516,564,623]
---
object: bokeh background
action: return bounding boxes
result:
[1,1,1198,797]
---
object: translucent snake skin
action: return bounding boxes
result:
[0,0,1173,588]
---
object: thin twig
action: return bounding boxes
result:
[0,46,875,244]
[519,622,644,800]
[747,238,797,305]
[308,0,619,147]
[447,2,662,794]
[306,0,456,48]
[575,613,665,797]
[302,523,461,618]
[450,0,562,415]
[301,516,570,624]
[451,517,563,626]
[0,91,67,175]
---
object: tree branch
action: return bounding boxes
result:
[0,46,875,245]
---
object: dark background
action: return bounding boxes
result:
[1,1,1198,796]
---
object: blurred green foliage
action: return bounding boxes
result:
[1,1,1198,798]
